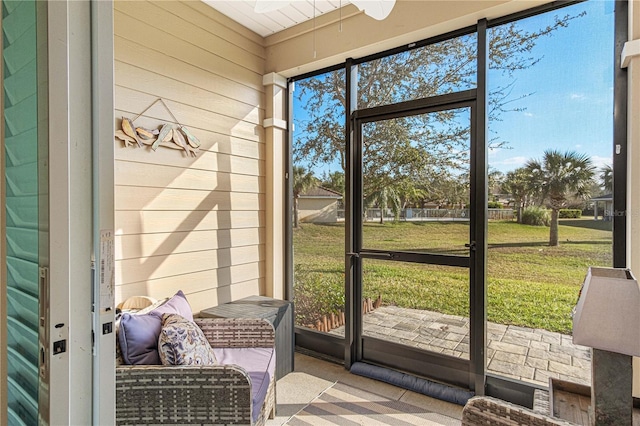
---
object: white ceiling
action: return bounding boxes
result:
[203,0,353,37]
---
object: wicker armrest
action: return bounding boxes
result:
[194,317,275,348]
[116,364,253,425]
[462,396,578,426]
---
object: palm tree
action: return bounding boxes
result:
[292,166,318,228]
[502,167,531,223]
[526,150,595,246]
[365,185,401,223]
[600,164,613,192]
[321,171,345,198]
[396,182,426,212]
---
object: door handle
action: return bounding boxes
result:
[347,252,394,259]
[39,267,49,380]
[360,252,394,259]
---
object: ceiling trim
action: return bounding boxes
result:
[203,0,355,37]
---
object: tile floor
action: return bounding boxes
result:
[266,352,464,426]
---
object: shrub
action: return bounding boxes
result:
[559,209,582,218]
[488,201,503,209]
[521,206,550,226]
[293,266,345,327]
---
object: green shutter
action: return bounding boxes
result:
[3,0,40,424]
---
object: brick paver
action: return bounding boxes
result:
[331,305,591,387]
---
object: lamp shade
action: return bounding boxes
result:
[351,0,396,20]
[572,267,640,357]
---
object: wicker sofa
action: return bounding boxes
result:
[116,317,277,426]
[462,396,578,425]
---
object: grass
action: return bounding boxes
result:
[293,219,612,334]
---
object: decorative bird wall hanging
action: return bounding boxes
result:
[115,98,201,157]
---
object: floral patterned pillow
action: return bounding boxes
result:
[158,314,217,366]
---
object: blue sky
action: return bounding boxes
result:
[487,0,615,175]
[294,0,615,179]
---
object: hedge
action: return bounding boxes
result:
[559,209,582,219]
[521,206,550,226]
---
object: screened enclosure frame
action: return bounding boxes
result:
[349,93,481,391]
[286,0,627,405]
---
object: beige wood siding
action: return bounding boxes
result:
[114,0,265,312]
[298,198,339,223]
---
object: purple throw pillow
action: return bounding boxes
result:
[118,313,162,365]
[149,290,193,322]
[118,290,193,365]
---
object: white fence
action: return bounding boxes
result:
[337,208,514,221]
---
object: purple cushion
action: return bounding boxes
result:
[213,347,275,422]
[118,290,193,365]
[118,313,162,364]
[149,290,193,322]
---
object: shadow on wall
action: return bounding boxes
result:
[115,113,265,311]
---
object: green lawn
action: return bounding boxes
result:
[293,219,612,334]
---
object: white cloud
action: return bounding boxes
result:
[524,112,534,117]
[590,155,612,170]
[570,93,586,100]
[493,156,528,167]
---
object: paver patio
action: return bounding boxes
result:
[331,305,591,387]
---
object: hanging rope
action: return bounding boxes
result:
[131,98,181,126]
[313,0,317,59]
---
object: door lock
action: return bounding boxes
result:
[53,340,67,355]
[465,242,477,251]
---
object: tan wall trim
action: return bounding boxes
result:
[265,0,555,77]
[263,118,287,130]
[263,72,287,89]
[263,72,287,299]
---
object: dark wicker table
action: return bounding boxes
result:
[200,295,294,379]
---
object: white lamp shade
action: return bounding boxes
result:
[351,0,396,20]
[572,267,640,357]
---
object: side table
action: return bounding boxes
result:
[200,295,294,380]
[547,378,640,425]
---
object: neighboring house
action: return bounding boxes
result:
[298,187,343,223]
[590,194,613,220]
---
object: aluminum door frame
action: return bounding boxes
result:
[346,90,485,391]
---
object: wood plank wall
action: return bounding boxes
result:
[113,0,266,312]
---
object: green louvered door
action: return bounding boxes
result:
[3,0,47,424]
